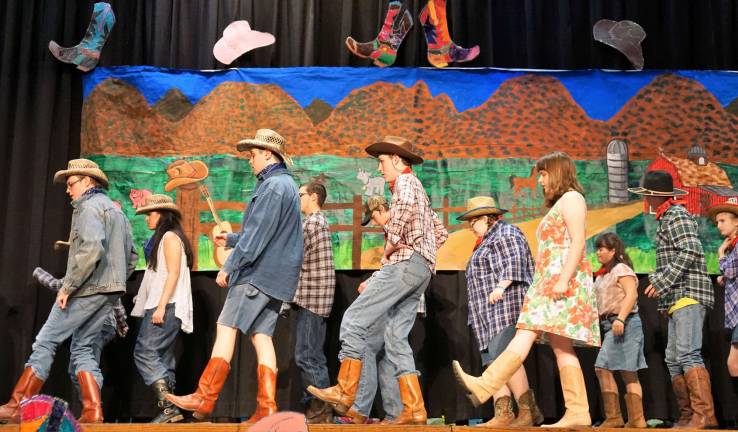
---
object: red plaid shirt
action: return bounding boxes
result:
[384,173,448,271]
[293,211,336,317]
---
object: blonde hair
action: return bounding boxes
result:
[535,152,584,208]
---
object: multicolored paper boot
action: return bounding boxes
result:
[345,0,413,67]
[420,0,480,68]
[48,2,115,72]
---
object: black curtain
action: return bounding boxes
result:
[2,0,738,424]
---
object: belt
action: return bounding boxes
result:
[599,312,636,321]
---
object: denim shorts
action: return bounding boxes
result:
[595,314,648,371]
[732,325,738,345]
[480,325,517,366]
[217,283,280,336]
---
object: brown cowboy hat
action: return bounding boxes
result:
[365,136,424,165]
[135,194,181,216]
[164,160,209,192]
[707,197,738,221]
[53,159,109,189]
[456,196,508,221]
[627,170,687,196]
[236,129,294,167]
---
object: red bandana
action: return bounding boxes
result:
[730,236,738,251]
[472,237,483,251]
[593,266,609,278]
[655,198,687,221]
[388,167,413,194]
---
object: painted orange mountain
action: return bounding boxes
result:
[81,73,738,163]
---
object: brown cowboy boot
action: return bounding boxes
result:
[345,406,368,424]
[0,367,44,423]
[672,374,693,426]
[243,364,278,425]
[624,393,647,428]
[542,366,592,427]
[509,389,544,426]
[307,358,362,415]
[165,357,230,420]
[305,398,333,424]
[680,366,718,429]
[452,350,523,407]
[386,374,427,425]
[77,371,103,423]
[482,395,515,426]
[598,391,624,427]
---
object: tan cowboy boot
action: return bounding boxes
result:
[671,374,693,427]
[482,395,515,426]
[452,350,522,407]
[0,367,44,423]
[509,389,544,426]
[598,391,624,427]
[77,371,103,423]
[386,374,427,425]
[624,393,647,428]
[243,364,278,425]
[308,358,362,415]
[542,366,591,427]
[681,366,718,429]
[345,406,368,424]
[166,357,230,420]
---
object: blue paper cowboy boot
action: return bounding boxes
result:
[48,2,115,72]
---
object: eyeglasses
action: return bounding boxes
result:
[66,177,84,190]
[299,192,308,197]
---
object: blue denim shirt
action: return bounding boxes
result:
[62,189,136,297]
[222,165,304,302]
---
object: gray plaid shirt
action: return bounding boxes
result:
[293,211,336,317]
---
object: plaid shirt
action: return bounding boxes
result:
[293,211,335,317]
[649,204,714,311]
[384,173,448,271]
[720,246,738,329]
[465,221,534,349]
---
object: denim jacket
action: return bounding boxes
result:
[222,165,304,302]
[62,190,135,297]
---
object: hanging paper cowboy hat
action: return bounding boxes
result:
[361,194,388,226]
[53,158,109,189]
[365,136,424,165]
[164,159,209,192]
[135,194,181,216]
[627,170,687,196]
[456,196,508,221]
[236,129,294,167]
[707,197,738,221]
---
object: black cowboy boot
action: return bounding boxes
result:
[151,378,183,424]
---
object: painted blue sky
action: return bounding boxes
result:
[83,66,738,121]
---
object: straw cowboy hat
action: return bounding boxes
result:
[135,194,181,216]
[365,136,424,165]
[361,194,388,226]
[236,129,294,167]
[164,159,209,192]
[627,170,687,196]
[456,196,508,221]
[707,197,738,221]
[53,159,109,189]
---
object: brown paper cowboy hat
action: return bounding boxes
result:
[365,136,424,165]
[236,129,294,167]
[164,160,209,192]
[53,159,109,189]
[456,196,508,221]
[627,170,687,196]
[135,194,181,216]
[707,197,738,221]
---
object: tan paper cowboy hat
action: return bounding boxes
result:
[707,197,738,221]
[236,129,294,167]
[164,159,209,192]
[627,170,687,196]
[361,194,388,226]
[365,136,424,165]
[135,194,181,216]
[456,196,508,221]
[53,159,109,189]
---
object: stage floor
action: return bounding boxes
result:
[0,425,678,431]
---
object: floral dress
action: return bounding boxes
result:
[516,191,601,347]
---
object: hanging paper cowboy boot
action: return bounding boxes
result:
[419,0,479,68]
[48,2,115,72]
[345,1,413,67]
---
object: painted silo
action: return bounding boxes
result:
[607,139,629,204]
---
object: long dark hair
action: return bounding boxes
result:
[594,232,633,272]
[147,210,194,270]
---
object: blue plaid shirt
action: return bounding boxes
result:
[720,246,738,329]
[465,221,534,350]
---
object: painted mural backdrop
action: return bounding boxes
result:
[81,67,738,272]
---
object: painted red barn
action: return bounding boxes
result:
[645,146,738,217]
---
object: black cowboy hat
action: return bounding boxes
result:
[628,170,687,196]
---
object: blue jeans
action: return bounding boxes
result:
[339,253,431,377]
[294,307,330,405]
[134,304,182,386]
[26,293,119,388]
[665,303,706,377]
[68,320,116,396]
